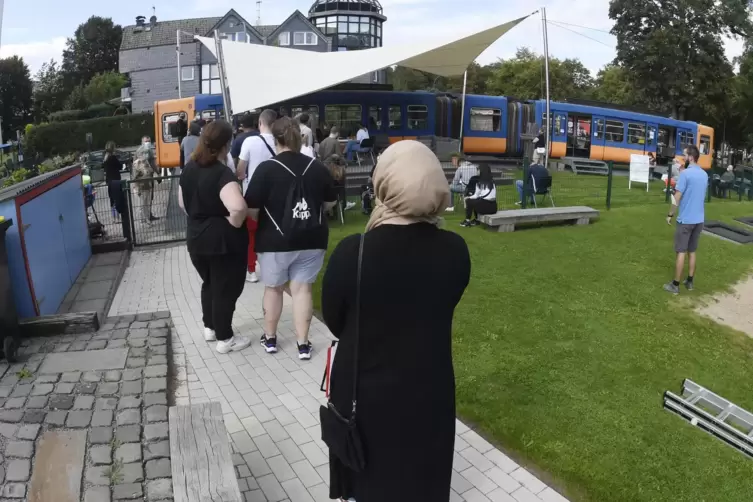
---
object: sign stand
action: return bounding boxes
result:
[629,154,650,191]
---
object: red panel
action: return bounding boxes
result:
[14,202,39,316]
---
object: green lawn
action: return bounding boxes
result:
[315,193,753,502]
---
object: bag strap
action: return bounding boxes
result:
[259,136,276,157]
[270,159,296,176]
[349,233,365,423]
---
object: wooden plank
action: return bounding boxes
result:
[170,402,242,502]
[19,312,99,337]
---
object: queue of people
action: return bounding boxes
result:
[176,117,471,501]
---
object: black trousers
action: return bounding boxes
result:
[107,180,125,215]
[465,198,497,220]
[189,252,247,341]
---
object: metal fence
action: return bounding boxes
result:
[126,175,186,246]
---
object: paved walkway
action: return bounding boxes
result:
[110,245,569,502]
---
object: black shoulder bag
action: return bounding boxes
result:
[319,234,366,472]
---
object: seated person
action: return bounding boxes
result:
[447,152,479,212]
[345,123,370,162]
[461,164,497,227]
[324,155,355,218]
[716,165,736,197]
[361,164,377,215]
[515,162,550,205]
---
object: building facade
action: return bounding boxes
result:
[119,1,388,113]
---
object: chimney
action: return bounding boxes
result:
[136,16,146,27]
[150,15,157,25]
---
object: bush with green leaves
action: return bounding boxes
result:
[26,113,154,157]
[2,168,32,188]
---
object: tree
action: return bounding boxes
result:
[64,85,89,111]
[0,56,34,142]
[609,0,750,119]
[61,16,123,90]
[33,59,67,121]
[591,64,634,106]
[486,48,593,101]
[83,72,127,105]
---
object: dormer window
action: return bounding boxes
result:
[294,32,317,46]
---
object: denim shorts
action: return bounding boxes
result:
[257,250,326,287]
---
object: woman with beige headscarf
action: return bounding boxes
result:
[321,140,471,502]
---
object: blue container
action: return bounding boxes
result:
[0,166,91,317]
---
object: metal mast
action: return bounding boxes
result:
[542,7,551,167]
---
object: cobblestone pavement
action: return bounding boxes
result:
[0,314,172,501]
[110,245,570,502]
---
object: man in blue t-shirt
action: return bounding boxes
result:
[664,145,708,294]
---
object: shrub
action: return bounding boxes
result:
[49,103,116,123]
[26,113,154,157]
[2,168,32,188]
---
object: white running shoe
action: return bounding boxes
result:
[246,271,259,283]
[216,335,252,354]
[345,202,356,211]
[203,327,217,341]
[446,206,455,212]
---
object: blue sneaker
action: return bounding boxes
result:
[260,334,277,353]
[297,341,312,360]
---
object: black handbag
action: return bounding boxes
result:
[320,233,366,472]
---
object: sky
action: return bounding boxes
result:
[0,0,746,77]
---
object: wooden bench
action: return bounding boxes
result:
[170,402,242,502]
[479,206,600,232]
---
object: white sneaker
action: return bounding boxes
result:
[345,202,356,211]
[446,206,455,212]
[246,271,259,283]
[216,335,252,354]
[204,328,216,341]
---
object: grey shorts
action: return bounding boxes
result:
[257,250,326,287]
[675,223,703,253]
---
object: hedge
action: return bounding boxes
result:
[49,103,120,123]
[26,113,155,157]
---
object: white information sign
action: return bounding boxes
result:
[629,154,651,191]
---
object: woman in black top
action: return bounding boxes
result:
[179,120,251,355]
[103,141,125,218]
[322,140,471,502]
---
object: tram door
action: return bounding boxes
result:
[567,114,592,157]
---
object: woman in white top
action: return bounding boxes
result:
[461,163,497,227]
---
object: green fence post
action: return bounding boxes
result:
[606,161,613,210]
[748,169,753,201]
[707,175,712,203]
[521,157,530,209]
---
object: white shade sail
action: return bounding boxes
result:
[196,14,529,114]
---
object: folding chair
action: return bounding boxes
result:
[531,175,555,208]
[356,138,376,168]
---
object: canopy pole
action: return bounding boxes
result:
[459,70,468,153]
[542,7,551,167]
[214,30,232,122]
[176,30,182,99]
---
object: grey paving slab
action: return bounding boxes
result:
[27,430,86,502]
[39,349,129,374]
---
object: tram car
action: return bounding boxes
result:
[155,91,713,169]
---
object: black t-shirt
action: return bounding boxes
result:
[231,130,259,160]
[245,151,337,253]
[180,160,248,256]
[103,154,122,182]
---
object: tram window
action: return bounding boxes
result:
[161,113,181,143]
[325,104,362,137]
[369,105,383,130]
[628,123,646,144]
[389,105,402,130]
[470,108,502,132]
[407,105,428,130]
[291,105,320,127]
[700,135,711,155]
[605,120,624,143]
[647,127,656,146]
